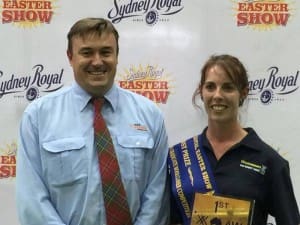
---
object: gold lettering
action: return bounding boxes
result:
[169,147,191,218]
[182,149,191,166]
[181,141,187,150]
[202,171,212,190]
[194,137,213,191]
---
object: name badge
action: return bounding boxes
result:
[191,193,255,225]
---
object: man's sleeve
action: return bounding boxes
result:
[16,110,66,225]
[134,112,170,225]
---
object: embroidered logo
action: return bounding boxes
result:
[130,123,148,131]
[240,160,267,175]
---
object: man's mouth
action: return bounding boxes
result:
[88,71,106,75]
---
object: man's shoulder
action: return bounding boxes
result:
[118,86,149,99]
[118,86,159,109]
[25,86,72,111]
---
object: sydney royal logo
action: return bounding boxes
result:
[248,66,299,105]
[108,0,184,25]
[0,64,64,101]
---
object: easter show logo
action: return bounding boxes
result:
[1,0,59,27]
[116,64,174,104]
[232,0,295,30]
[248,66,299,105]
[0,141,17,179]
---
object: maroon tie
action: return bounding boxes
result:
[93,98,132,225]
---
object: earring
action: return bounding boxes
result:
[239,98,244,106]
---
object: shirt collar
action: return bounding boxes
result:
[72,82,119,112]
[202,127,264,152]
[241,128,266,152]
[72,82,91,112]
[103,83,118,112]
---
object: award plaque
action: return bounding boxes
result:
[191,193,255,225]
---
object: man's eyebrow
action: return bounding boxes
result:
[101,46,114,50]
[79,47,92,50]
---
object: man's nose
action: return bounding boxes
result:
[91,53,103,65]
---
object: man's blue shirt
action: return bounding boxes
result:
[16,82,169,225]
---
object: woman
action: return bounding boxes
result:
[168,54,300,225]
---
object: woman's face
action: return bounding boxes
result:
[200,65,244,125]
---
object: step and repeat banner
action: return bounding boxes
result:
[0,0,299,224]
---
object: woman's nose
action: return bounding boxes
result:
[213,87,223,98]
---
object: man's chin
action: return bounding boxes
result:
[89,82,112,91]
[89,83,107,90]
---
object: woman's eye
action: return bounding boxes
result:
[205,84,215,91]
[223,84,236,91]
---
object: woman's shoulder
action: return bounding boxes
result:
[244,127,288,166]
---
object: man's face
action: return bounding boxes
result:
[67,32,118,97]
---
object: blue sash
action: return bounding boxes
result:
[168,134,218,225]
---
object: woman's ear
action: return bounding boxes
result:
[239,87,249,106]
[242,87,249,99]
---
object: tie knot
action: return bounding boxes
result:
[93,97,105,111]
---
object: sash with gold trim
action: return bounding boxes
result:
[168,134,217,225]
[168,134,255,225]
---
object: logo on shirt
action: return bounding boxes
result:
[0,141,17,179]
[131,123,148,131]
[0,64,64,101]
[1,0,59,27]
[117,64,174,104]
[248,66,299,105]
[107,0,184,26]
[240,160,267,175]
[232,0,293,30]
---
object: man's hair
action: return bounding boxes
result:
[67,17,119,54]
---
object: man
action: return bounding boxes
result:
[16,17,169,225]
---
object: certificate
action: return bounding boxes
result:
[191,193,255,225]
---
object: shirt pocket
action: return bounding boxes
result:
[116,134,154,181]
[229,168,266,201]
[42,137,87,187]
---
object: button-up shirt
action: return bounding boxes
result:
[16,82,169,225]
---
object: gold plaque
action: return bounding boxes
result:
[191,193,254,225]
